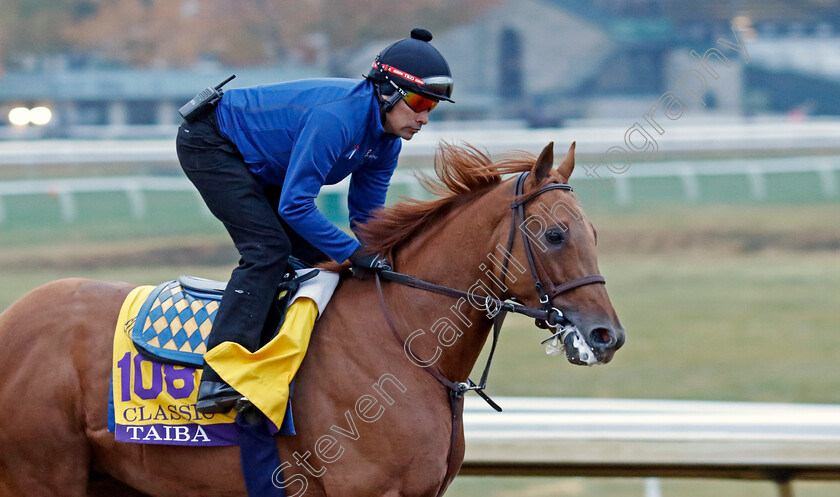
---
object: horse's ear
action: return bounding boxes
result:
[531,141,554,184]
[556,141,576,182]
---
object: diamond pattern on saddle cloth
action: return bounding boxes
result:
[131,280,220,367]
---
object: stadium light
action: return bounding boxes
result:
[29,106,53,126]
[7,106,53,126]
[8,107,31,126]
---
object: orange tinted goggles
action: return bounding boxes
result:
[402,90,439,113]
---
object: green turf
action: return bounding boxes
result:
[0,190,225,246]
[472,252,840,403]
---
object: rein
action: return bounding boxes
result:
[372,171,606,497]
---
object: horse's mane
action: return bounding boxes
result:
[356,142,537,259]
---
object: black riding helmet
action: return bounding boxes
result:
[367,28,454,112]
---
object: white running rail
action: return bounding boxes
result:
[461,397,840,497]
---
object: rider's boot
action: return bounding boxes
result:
[195,365,241,414]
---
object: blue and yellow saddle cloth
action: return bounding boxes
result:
[107,274,335,447]
[131,279,219,367]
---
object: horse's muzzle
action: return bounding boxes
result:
[584,322,625,364]
[555,315,625,366]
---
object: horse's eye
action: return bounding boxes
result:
[546,228,565,245]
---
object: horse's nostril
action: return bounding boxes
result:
[590,328,612,345]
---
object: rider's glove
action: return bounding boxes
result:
[349,246,391,279]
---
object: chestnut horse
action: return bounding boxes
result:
[0,142,623,497]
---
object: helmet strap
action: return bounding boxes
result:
[376,79,403,117]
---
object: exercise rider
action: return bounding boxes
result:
[175,28,454,414]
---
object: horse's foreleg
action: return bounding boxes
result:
[0,395,92,497]
[0,279,133,497]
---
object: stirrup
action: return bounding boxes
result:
[195,394,241,414]
[195,380,242,414]
[235,397,265,425]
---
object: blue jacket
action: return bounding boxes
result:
[215,78,401,262]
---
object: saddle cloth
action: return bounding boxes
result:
[108,269,340,446]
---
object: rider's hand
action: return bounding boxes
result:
[349,246,390,279]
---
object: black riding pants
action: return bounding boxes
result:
[175,110,328,382]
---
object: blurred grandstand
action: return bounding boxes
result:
[1,0,839,138]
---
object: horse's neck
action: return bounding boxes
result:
[384,187,511,382]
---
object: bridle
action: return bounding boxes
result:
[378,172,605,326]
[502,171,607,315]
[373,170,606,497]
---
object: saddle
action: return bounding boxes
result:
[131,269,318,368]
